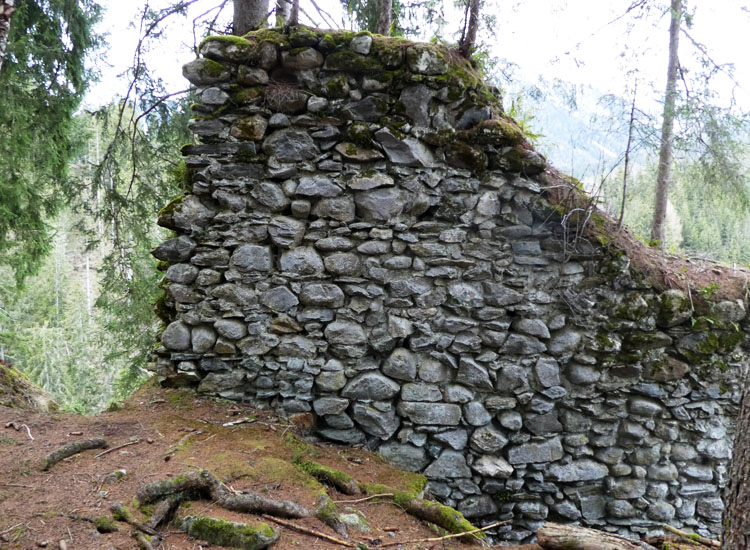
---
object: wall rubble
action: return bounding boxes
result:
[152,27,748,543]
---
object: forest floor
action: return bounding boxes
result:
[0,379,544,550]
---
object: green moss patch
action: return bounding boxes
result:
[177,515,279,550]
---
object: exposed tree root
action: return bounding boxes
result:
[314,493,348,538]
[110,502,159,537]
[295,459,361,495]
[133,531,160,550]
[146,494,184,530]
[175,514,279,550]
[262,514,356,548]
[136,469,311,518]
[40,438,108,471]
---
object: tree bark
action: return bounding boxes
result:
[537,523,659,550]
[288,0,299,26]
[722,389,750,549]
[459,0,481,58]
[650,0,681,247]
[233,0,269,36]
[376,0,392,35]
[275,0,289,26]
[0,0,15,74]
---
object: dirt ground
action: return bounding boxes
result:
[0,380,514,550]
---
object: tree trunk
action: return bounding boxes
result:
[537,523,659,550]
[233,0,270,35]
[459,0,481,58]
[275,0,289,26]
[650,0,681,247]
[722,390,750,549]
[288,0,299,26]
[0,0,16,74]
[376,0,392,35]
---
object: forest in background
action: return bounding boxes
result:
[0,0,748,412]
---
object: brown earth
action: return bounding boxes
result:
[0,379,526,550]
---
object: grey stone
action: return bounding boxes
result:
[355,188,406,222]
[350,34,373,55]
[534,357,560,388]
[647,502,676,521]
[647,463,679,481]
[548,459,609,482]
[628,397,664,417]
[230,244,273,272]
[499,411,523,431]
[502,334,547,355]
[526,412,563,435]
[608,500,637,518]
[315,370,347,392]
[516,501,548,520]
[424,450,472,478]
[324,253,361,276]
[191,325,217,353]
[383,348,417,381]
[448,282,484,307]
[252,182,290,212]
[197,370,245,394]
[433,429,469,450]
[483,282,523,306]
[472,455,514,478]
[566,364,601,384]
[325,321,367,345]
[443,384,474,404]
[513,319,550,339]
[166,263,199,284]
[401,383,442,402]
[318,428,366,445]
[296,176,342,198]
[312,196,356,222]
[456,357,493,390]
[397,402,462,425]
[182,58,230,85]
[607,479,647,499]
[214,319,247,340]
[342,96,389,122]
[162,321,191,350]
[470,426,508,453]
[552,501,581,520]
[313,397,349,415]
[374,128,434,167]
[280,247,324,275]
[399,85,432,127]
[379,442,430,472]
[463,402,492,426]
[268,216,306,248]
[352,402,400,439]
[282,47,324,70]
[406,44,449,75]
[458,495,498,518]
[507,438,564,464]
[299,283,345,307]
[260,286,299,312]
[237,66,269,86]
[342,373,400,400]
[712,300,746,323]
[696,497,723,521]
[549,330,582,355]
[262,129,319,162]
[418,358,449,383]
[348,173,394,190]
[152,236,196,262]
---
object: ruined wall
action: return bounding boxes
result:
[152,27,748,543]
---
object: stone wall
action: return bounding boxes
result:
[152,27,749,543]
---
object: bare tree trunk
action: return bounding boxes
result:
[0,0,16,73]
[288,0,299,26]
[233,0,270,35]
[376,0,392,35]
[459,0,481,58]
[618,81,638,230]
[650,0,681,247]
[722,389,750,550]
[275,0,289,26]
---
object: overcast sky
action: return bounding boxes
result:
[86,0,750,113]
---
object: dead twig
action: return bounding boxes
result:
[0,523,23,536]
[661,525,720,548]
[1,483,34,489]
[21,424,34,440]
[95,439,140,459]
[380,519,508,547]
[334,493,394,503]
[261,514,357,548]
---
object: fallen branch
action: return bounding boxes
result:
[661,525,720,548]
[95,439,140,459]
[380,520,509,547]
[537,522,659,550]
[1,483,34,489]
[21,424,33,440]
[163,430,205,459]
[335,493,393,504]
[40,439,108,471]
[110,502,159,537]
[261,514,357,548]
[0,523,23,536]
[295,459,360,495]
[133,531,158,550]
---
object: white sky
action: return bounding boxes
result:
[86,0,750,113]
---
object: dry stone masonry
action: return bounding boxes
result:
[152,26,749,543]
